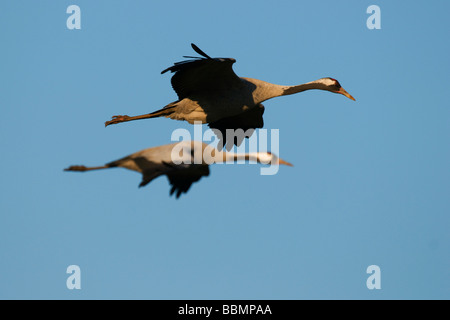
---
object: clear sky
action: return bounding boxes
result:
[0,0,449,299]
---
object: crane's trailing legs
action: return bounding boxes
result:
[105,115,132,126]
[64,165,109,172]
[106,114,163,126]
[105,104,177,127]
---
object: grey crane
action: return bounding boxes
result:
[64,141,292,198]
[105,44,355,149]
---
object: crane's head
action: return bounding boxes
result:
[320,77,355,101]
[257,152,293,167]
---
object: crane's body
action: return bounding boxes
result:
[159,77,283,124]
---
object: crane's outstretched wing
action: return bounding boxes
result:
[161,43,242,100]
[163,163,210,198]
[208,104,265,150]
[132,159,209,198]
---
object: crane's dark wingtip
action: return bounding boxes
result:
[190,43,211,59]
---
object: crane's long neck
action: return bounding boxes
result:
[245,77,329,103]
[282,80,328,96]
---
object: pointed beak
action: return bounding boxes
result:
[278,158,293,167]
[337,87,356,101]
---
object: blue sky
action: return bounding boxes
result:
[0,0,449,299]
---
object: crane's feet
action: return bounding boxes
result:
[64,165,87,172]
[105,115,130,127]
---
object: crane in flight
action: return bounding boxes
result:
[105,44,355,149]
[64,141,292,198]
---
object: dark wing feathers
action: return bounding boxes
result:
[120,157,168,188]
[134,160,210,198]
[191,43,212,59]
[209,104,265,150]
[161,43,241,100]
[163,162,210,199]
[139,169,166,188]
